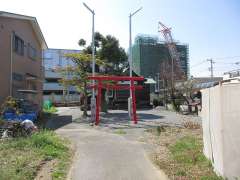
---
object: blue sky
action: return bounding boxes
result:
[1,0,240,77]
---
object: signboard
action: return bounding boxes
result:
[91,97,96,122]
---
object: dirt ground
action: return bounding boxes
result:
[35,160,57,180]
[144,125,221,180]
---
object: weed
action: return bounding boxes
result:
[170,136,205,164]
[200,176,224,180]
[43,106,58,114]
[156,126,166,136]
[176,170,187,176]
[148,127,223,179]
[0,130,71,180]
[145,126,166,136]
[183,121,201,129]
[114,129,127,135]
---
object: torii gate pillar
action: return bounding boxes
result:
[88,76,144,125]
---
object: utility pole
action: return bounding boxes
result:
[157,73,160,93]
[83,2,96,121]
[129,7,142,88]
[207,59,214,78]
[128,7,142,119]
[83,2,95,96]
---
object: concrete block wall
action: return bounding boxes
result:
[201,82,240,179]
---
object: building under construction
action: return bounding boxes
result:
[132,34,189,92]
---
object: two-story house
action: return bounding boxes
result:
[0,11,47,109]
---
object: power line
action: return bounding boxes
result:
[214,61,240,65]
[190,60,207,68]
[190,55,240,67]
[214,62,234,65]
[190,56,240,77]
[213,55,240,60]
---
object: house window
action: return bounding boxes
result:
[13,73,23,81]
[28,44,37,60]
[14,35,24,55]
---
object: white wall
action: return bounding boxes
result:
[201,82,240,179]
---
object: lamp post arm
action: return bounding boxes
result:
[83,2,94,14]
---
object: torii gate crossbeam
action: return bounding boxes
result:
[88,76,144,125]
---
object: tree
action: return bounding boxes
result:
[80,32,103,54]
[159,58,185,111]
[177,77,195,97]
[78,39,86,47]
[72,32,126,114]
[175,77,196,113]
[79,32,127,75]
[57,53,104,117]
[98,35,127,74]
[94,32,104,48]
[83,45,92,55]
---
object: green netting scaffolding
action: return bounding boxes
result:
[132,34,189,81]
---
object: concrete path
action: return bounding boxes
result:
[56,124,168,180]
[51,107,200,180]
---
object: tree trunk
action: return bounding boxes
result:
[82,83,88,117]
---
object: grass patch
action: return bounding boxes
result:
[170,136,206,165]
[0,130,71,180]
[147,127,223,179]
[114,129,127,135]
[43,106,58,114]
[145,126,166,136]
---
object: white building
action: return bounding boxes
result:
[223,69,240,80]
[43,48,81,104]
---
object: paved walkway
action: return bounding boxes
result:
[51,107,200,180]
[57,124,167,180]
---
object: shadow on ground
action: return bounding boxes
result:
[38,113,73,130]
[73,109,170,130]
[37,107,187,131]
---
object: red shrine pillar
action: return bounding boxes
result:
[131,79,137,124]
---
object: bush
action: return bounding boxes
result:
[43,106,57,114]
[1,96,18,114]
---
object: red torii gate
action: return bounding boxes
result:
[88,76,144,125]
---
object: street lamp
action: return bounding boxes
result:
[128,7,142,118]
[129,7,142,79]
[83,2,96,120]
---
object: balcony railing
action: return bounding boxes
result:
[43,83,77,91]
[43,94,80,103]
[44,70,61,79]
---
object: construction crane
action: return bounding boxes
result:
[158,21,185,83]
